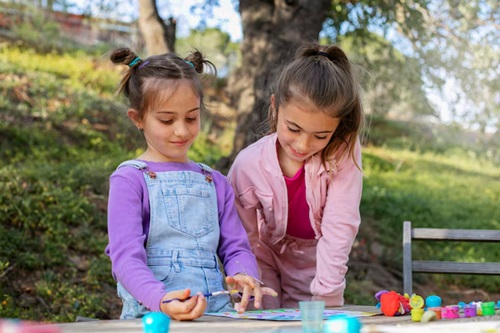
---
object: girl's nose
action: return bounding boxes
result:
[173,122,189,137]
[296,135,310,152]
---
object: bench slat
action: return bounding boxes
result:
[412,261,500,274]
[412,228,500,241]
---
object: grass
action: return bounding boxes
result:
[1,40,499,322]
[352,146,500,300]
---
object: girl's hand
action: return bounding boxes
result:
[225,275,278,313]
[159,289,207,321]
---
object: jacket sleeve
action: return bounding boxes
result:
[311,139,363,306]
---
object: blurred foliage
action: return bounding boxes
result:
[336,34,433,119]
[362,115,499,164]
[323,0,499,133]
[176,28,240,78]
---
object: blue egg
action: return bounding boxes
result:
[142,312,171,333]
[323,314,361,333]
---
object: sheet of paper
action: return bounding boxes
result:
[205,308,380,321]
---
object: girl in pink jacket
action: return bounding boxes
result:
[227,43,363,309]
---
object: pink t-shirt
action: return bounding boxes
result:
[284,166,315,239]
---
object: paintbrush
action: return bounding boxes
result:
[162,289,247,303]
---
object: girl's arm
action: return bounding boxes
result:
[214,172,259,279]
[106,170,166,311]
[310,139,363,306]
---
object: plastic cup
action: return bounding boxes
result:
[428,307,442,320]
[410,308,424,322]
[299,301,325,333]
[482,302,495,316]
[463,304,477,318]
[441,305,459,319]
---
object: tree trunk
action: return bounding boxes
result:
[219,0,330,171]
[138,0,176,56]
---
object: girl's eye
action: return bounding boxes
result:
[287,126,300,133]
[160,119,174,124]
[186,117,198,122]
[315,135,328,140]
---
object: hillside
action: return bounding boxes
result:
[1,41,499,322]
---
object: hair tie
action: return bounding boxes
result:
[138,60,150,69]
[129,56,141,67]
[185,60,195,68]
[317,51,329,58]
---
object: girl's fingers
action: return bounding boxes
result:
[237,284,253,313]
[225,276,236,290]
[164,288,191,302]
[161,289,202,320]
[175,295,206,321]
[227,275,256,289]
[191,294,207,317]
[225,275,279,313]
[252,285,263,309]
[168,295,206,321]
[226,275,254,289]
[261,287,278,297]
[250,286,277,309]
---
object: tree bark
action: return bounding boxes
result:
[219,0,330,171]
[138,0,176,56]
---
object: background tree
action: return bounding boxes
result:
[138,0,176,55]
[217,0,331,169]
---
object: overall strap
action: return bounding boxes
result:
[197,163,213,173]
[117,160,157,179]
[198,163,213,183]
[116,160,148,170]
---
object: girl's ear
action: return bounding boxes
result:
[127,109,142,130]
[270,94,275,110]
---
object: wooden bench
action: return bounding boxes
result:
[402,220,500,295]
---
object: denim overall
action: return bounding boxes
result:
[116,160,232,319]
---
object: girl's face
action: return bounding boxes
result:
[129,82,201,162]
[275,96,340,172]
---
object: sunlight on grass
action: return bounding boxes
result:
[359,145,500,294]
[0,45,119,94]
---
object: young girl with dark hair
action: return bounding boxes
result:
[228,43,364,309]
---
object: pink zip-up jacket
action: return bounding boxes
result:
[227,133,362,305]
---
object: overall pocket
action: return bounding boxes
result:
[162,186,216,238]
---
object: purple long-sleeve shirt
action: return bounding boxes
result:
[105,160,258,311]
